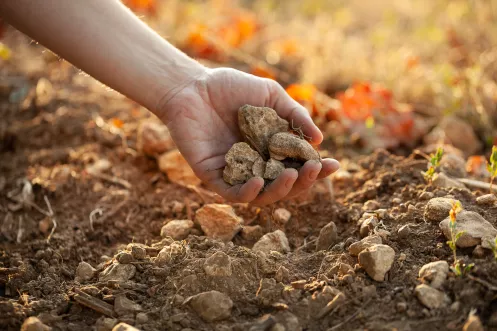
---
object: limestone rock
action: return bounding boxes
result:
[415,284,450,309]
[269,132,319,162]
[195,204,243,242]
[439,210,497,248]
[223,142,264,185]
[75,261,96,283]
[273,208,291,224]
[419,261,449,289]
[155,242,188,266]
[440,153,467,178]
[316,221,338,251]
[203,251,232,277]
[238,105,289,158]
[114,295,143,316]
[358,244,395,282]
[186,290,233,322]
[99,263,136,282]
[265,159,285,180]
[252,230,290,254]
[424,198,460,223]
[160,220,194,240]
[348,235,382,256]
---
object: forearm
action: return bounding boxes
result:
[0,0,206,113]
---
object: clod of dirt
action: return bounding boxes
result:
[240,225,264,241]
[155,242,188,266]
[160,220,194,240]
[238,105,289,158]
[397,224,411,239]
[316,292,347,319]
[433,173,466,188]
[268,132,319,162]
[114,295,143,316]
[414,284,450,309]
[223,142,265,185]
[99,263,136,282]
[137,121,175,157]
[112,322,140,331]
[274,266,290,283]
[476,194,497,205]
[348,235,382,256]
[195,204,243,242]
[256,278,285,307]
[273,208,291,224]
[359,216,378,238]
[264,159,285,179]
[358,244,395,282]
[463,313,484,331]
[252,230,290,254]
[129,244,147,260]
[95,317,118,331]
[439,211,497,248]
[135,313,148,325]
[419,261,449,289]
[158,149,202,187]
[203,251,232,277]
[424,197,460,223]
[316,221,338,251]
[21,316,51,331]
[75,261,96,283]
[185,290,233,322]
[116,252,133,264]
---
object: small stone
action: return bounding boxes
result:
[359,216,378,238]
[252,157,267,177]
[414,284,450,309]
[463,314,484,331]
[130,245,147,260]
[397,225,410,239]
[203,251,232,277]
[424,197,460,222]
[476,194,497,206]
[450,301,461,312]
[21,317,51,331]
[75,261,96,283]
[274,266,290,283]
[160,220,194,240]
[396,302,407,312]
[433,173,466,189]
[316,221,338,251]
[114,295,143,316]
[269,132,320,162]
[358,244,395,282]
[349,235,382,256]
[116,252,133,264]
[112,323,140,331]
[195,204,243,242]
[273,208,291,224]
[419,191,434,200]
[472,245,487,258]
[270,323,285,331]
[398,253,407,262]
[35,78,54,107]
[95,317,118,331]
[155,242,188,266]
[440,153,467,178]
[240,225,264,241]
[264,159,285,180]
[135,313,148,324]
[419,261,449,289]
[252,230,290,254]
[439,211,497,248]
[137,121,175,157]
[223,142,264,185]
[186,290,233,322]
[158,149,202,187]
[99,263,136,282]
[363,200,380,211]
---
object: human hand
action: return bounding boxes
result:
[156,67,340,205]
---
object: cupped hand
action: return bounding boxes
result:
[157,67,340,205]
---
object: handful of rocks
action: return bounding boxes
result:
[223,105,320,185]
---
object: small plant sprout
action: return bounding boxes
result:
[446,201,473,276]
[422,147,444,183]
[487,145,497,192]
[489,236,497,261]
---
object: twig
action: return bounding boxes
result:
[89,172,132,189]
[456,178,490,191]
[44,195,57,243]
[73,289,116,317]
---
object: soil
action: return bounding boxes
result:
[2,34,497,331]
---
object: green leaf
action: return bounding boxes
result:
[455,231,465,241]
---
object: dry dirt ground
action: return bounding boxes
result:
[1,30,497,331]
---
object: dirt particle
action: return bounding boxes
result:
[186,290,233,322]
[195,204,243,242]
[160,220,194,240]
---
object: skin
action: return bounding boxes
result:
[0,0,340,205]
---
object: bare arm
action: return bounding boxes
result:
[0,0,206,113]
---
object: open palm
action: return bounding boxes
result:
[158,68,339,205]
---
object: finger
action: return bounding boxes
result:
[285,160,322,198]
[266,80,323,145]
[317,158,341,179]
[251,168,298,206]
[208,174,264,203]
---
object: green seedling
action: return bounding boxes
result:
[489,236,497,261]
[487,145,497,193]
[422,147,444,183]
[446,201,472,276]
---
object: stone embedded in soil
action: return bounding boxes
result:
[241,225,264,241]
[186,290,233,322]
[238,104,289,158]
[397,224,410,239]
[158,149,201,187]
[419,261,449,289]
[433,173,466,189]
[75,261,96,283]
[99,263,136,282]
[273,208,291,224]
[273,311,301,331]
[265,159,285,179]
[414,284,450,309]
[358,244,395,282]
[424,197,460,223]
[439,153,467,178]
[223,142,264,185]
[268,132,319,162]
[112,323,140,331]
[316,221,338,251]
[21,317,51,331]
[135,312,148,324]
[349,235,382,256]
[476,194,497,205]
[359,216,378,238]
[275,266,290,283]
[155,242,188,266]
[116,252,133,264]
[203,251,232,277]
[439,210,497,248]
[252,230,290,254]
[463,314,484,331]
[137,121,175,157]
[160,220,194,240]
[129,245,147,260]
[114,295,143,316]
[256,278,285,307]
[95,317,118,331]
[195,204,242,242]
